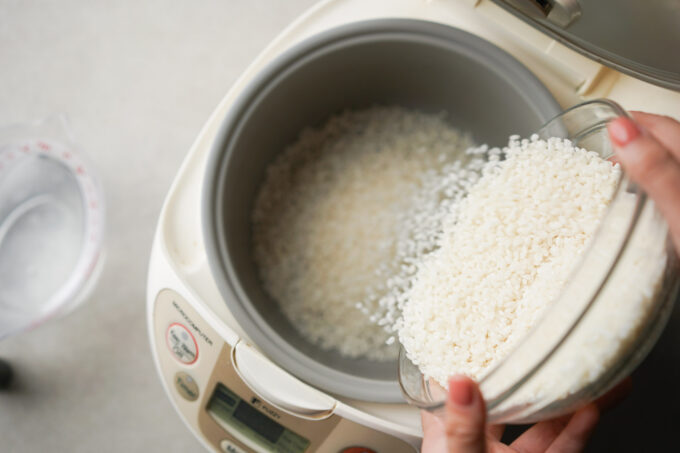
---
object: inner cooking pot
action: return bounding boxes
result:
[203,19,561,403]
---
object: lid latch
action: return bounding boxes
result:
[502,0,582,28]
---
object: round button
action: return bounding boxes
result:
[220,439,247,453]
[341,448,377,453]
[166,323,198,364]
[174,371,200,401]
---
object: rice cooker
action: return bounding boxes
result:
[147,1,680,451]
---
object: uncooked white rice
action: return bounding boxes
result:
[252,106,477,360]
[398,135,622,386]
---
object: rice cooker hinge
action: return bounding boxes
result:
[474,0,617,98]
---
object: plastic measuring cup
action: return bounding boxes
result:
[0,118,104,340]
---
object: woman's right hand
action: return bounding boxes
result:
[608,111,680,253]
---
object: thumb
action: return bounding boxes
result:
[608,116,680,252]
[445,376,487,453]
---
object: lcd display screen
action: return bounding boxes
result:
[207,383,310,453]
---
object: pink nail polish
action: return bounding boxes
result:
[608,117,640,147]
[449,376,474,406]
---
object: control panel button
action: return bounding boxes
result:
[167,322,198,364]
[174,371,200,401]
[341,448,377,453]
[220,439,247,453]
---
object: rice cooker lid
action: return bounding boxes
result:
[491,0,680,91]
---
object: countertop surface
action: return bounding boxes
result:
[0,1,315,451]
[1,1,679,452]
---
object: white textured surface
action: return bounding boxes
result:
[0,1,316,451]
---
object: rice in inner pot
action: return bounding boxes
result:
[252,106,477,360]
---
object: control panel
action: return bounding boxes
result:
[152,289,416,452]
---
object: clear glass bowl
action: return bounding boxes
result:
[398,99,680,424]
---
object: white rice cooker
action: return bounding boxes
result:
[147,1,680,451]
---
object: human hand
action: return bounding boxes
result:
[608,111,680,253]
[420,376,631,453]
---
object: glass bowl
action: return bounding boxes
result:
[398,99,679,424]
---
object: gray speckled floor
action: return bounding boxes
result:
[0,1,315,451]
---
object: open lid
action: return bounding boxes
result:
[491,0,680,91]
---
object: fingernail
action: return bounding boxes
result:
[449,375,474,406]
[608,117,640,147]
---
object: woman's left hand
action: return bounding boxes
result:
[421,375,631,453]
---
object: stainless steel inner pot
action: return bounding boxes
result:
[203,19,561,403]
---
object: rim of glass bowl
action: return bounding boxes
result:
[398,99,648,416]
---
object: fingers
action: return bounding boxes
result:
[421,410,449,453]
[445,375,487,453]
[594,377,633,412]
[509,377,628,453]
[608,116,680,252]
[545,404,600,453]
[630,112,680,160]
[510,378,630,453]
[486,424,505,441]
[510,415,571,452]
[421,409,444,435]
